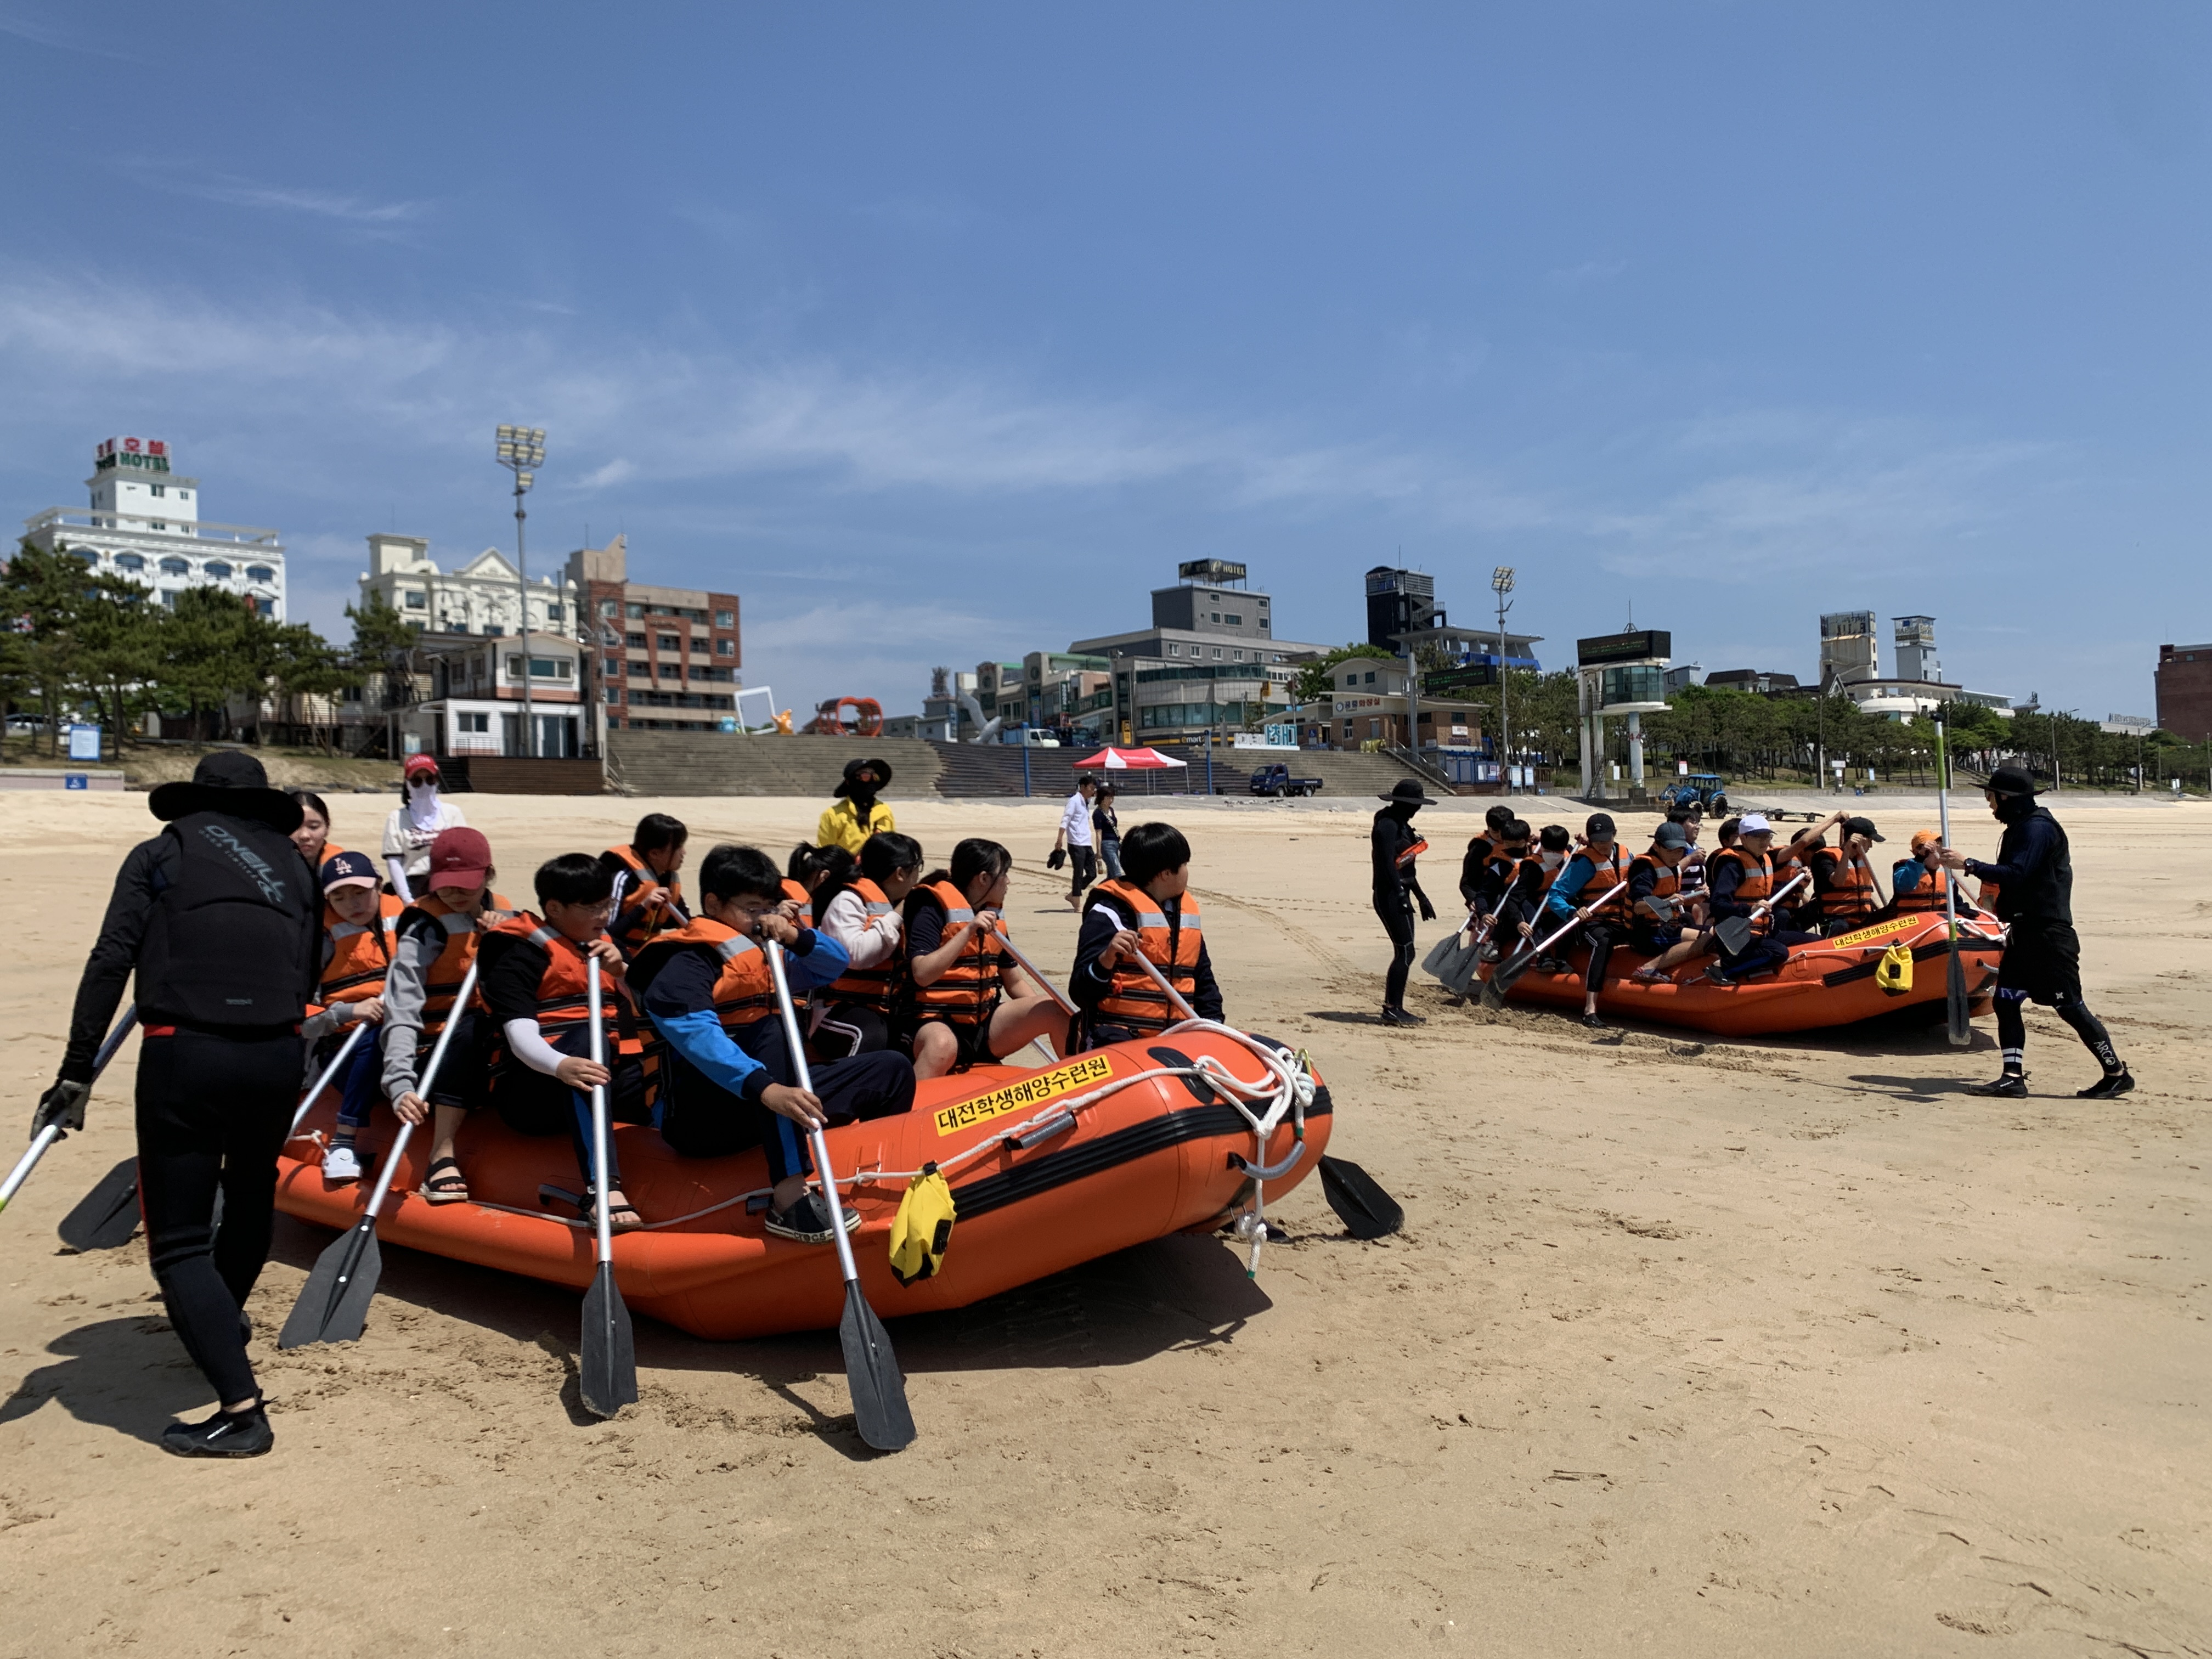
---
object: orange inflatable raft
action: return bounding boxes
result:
[273,1028,1329,1341]
[1477,910,2004,1036]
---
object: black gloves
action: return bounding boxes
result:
[32,1079,91,1141]
[1417,894,1437,923]
[1046,848,1067,871]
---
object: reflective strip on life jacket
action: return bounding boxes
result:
[1093,878,1202,1036]
[633,916,778,1031]
[1818,849,1878,921]
[318,899,400,1003]
[608,844,686,952]
[1711,849,1774,934]
[1627,853,1680,918]
[910,880,1004,1026]
[1566,846,1628,919]
[404,891,514,1034]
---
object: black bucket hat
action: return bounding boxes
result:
[1378,778,1437,806]
[1986,764,2041,798]
[834,756,893,798]
[149,751,304,832]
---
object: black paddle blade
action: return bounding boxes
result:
[1319,1155,1404,1240]
[58,1158,140,1251]
[1481,947,1542,1008]
[838,1283,916,1452]
[1945,945,1972,1048]
[1713,915,1753,956]
[279,1220,382,1348]
[579,1261,638,1419]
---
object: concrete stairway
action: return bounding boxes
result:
[605,732,944,798]
[1281,751,1434,799]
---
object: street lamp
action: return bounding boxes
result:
[495,425,546,757]
[1491,566,1515,791]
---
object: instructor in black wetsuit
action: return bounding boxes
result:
[1372,778,1437,1027]
[36,752,318,1457]
[1939,764,2132,1100]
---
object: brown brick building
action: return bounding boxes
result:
[2155,641,2212,742]
[565,537,742,734]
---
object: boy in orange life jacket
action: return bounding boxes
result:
[381,827,518,1206]
[633,844,916,1245]
[1809,816,1884,935]
[602,812,689,956]
[900,838,1069,1080]
[477,853,650,1230]
[303,851,403,1182]
[1073,822,1222,1048]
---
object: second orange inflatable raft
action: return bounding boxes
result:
[1478,910,2004,1036]
[273,1027,1329,1341]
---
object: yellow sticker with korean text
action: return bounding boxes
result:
[933,1054,1114,1137]
[1827,915,1922,950]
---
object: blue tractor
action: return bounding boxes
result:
[1658,772,1730,815]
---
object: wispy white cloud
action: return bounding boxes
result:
[0,6,137,60]
[125,161,425,227]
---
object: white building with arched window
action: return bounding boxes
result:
[21,437,287,619]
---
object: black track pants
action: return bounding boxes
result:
[135,1025,302,1408]
[1995,987,2121,1074]
[1375,894,1417,1008]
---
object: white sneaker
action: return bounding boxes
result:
[323,1140,364,1182]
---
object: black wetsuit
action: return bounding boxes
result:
[1966,802,2121,1080]
[1372,806,1432,1009]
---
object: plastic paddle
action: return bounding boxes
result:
[2,1005,138,1226]
[1934,715,1972,1047]
[579,955,638,1418]
[1711,871,1812,958]
[1318,1156,1404,1239]
[1480,882,1630,1009]
[279,961,481,1349]
[765,939,916,1453]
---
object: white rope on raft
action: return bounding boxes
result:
[281,1022,1316,1274]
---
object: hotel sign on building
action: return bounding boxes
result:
[21,438,287,619]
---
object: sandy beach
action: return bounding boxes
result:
[2,787,2205,1657]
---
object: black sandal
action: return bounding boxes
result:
[422,1156,470,1205]
[579,1184,645,1231]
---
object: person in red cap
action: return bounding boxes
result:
[378,826,517,1201]
[381,755,470,902]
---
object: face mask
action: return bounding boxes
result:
[1542,850,1565,870]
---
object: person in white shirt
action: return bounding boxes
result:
[1053,775,1100,910]
[810,832,924,1060]
[381,755,469,900]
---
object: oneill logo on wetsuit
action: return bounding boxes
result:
[198,822,289,906]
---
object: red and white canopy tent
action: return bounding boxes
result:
[1071,745,1190,794]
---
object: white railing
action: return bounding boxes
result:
[26,507,283,548]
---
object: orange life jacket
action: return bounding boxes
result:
[630,916,780,1031]
[1567,844,1629,919]
[608,844,685,952]
[1894,861,1953,914]
[397,890,515,1034]
[1817,847,1878,922]
[907,880,1005,1026]
[315,893,402,1009]
[1090,879,1203,1036]
[1711,847,1774,934]
[484,912,618,1050]
[781,878,814,930]
[1627,853,1680,919]
[823,878,902,1012]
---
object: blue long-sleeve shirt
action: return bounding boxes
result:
[1543,849,1623,924]
[641,928,847,1100]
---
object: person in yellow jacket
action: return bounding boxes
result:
[816,757,896,856]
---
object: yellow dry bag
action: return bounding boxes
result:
[888,1162,957,1285]
[1875,941,1915,996]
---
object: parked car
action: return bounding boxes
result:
[1658,772,1729,814]
[1248,762,1323,798]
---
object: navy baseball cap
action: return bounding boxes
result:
[321,850,380,892]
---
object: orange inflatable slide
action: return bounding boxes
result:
[1478,910,2005,1036]
[273,1028,1329,1341]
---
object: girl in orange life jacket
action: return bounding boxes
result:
[380,827,518,1206]
[900,838,1068,1080]
[810,832,924,1062]
[1541,812,1637,1030]
[302,851,403,1182]
[287,787,343,877]
[1073,821,1224,1047]
[783,842,851,930]
[632,843,916,1245]
[477,853,648,1229]
[602,812,689,957]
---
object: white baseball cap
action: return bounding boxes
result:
[1737,811,1772,834]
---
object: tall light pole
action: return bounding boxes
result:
[1491,566,1516,791]
[495,425,546,757]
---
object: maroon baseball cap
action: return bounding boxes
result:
[427,826,492,889]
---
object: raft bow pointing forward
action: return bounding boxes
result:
[1477,911,2004,1036]
[273,1027,1330,1341]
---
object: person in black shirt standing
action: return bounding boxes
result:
[1940,764,2131,1099]
[1372,779,1437,1026]
[37,752,318,1458]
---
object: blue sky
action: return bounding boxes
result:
[3,2,2206,723]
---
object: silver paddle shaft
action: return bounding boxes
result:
[766,940,862,1287]
[1503,881,1632,968]
[586,955,614,1266]
[355,960,481,1222]
[1,1005,139,1210]
[992,933,1078,1015]
[287,1018,375,1136]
